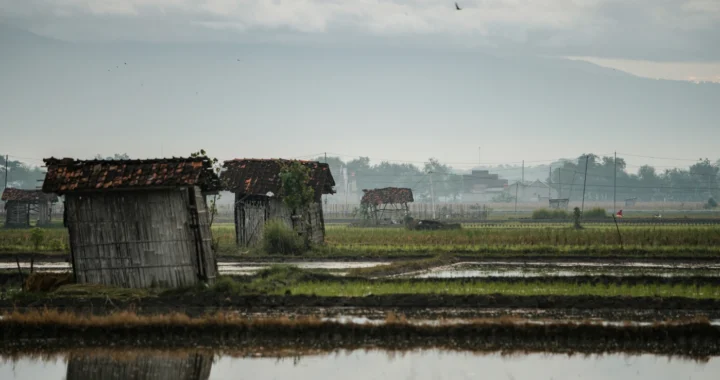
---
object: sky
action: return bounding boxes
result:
[1,0,719,171]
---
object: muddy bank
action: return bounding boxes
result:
[1,318,719,356]
[1,253,720,264]
[3,294,720,313]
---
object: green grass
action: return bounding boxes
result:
[3,223,720,258]
[286,280,720,299]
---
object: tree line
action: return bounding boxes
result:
[321,154,720,204]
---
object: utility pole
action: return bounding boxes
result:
[428,172,436,219]
[514,181,519,217]
[581,154,589,215]
[613,151,617,215]
[548,165,552,200]
[522,160,525,184]
[558,168,562,198]
[3,155,7,189]
[324,153,329,210]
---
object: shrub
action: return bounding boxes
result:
[262,219,305,255]
[532,209,568,220]
[30,228,45,250]
[583,207,607,219]
[25,272,74,292]
[706,198,718,209]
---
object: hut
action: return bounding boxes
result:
[360,187,414,224]
[42,157,220,288]
[221,159,335,247]
[1,188,58,228]
[66,351,213,380]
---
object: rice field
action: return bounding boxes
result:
[287,280,720,299]
[2,223,720,257]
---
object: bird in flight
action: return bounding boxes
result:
[455,2,462,10]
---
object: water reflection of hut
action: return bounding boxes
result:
[66,351,213,380]
[1,188,58,228]
[42,157,220,288]
[221,159,335,247]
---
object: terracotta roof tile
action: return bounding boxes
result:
[42,157,220,194]
[361,187,414,205]
[221,159,335,200]
[1,188,58,203]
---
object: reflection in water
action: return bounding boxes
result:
[65,351,212,380]
[0,349,718,380]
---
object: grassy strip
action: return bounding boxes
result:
[5,224,720,255]
[285,280,720,299]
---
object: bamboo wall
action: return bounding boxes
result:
[65,188,216,288]
[234,195,326,247]
[3,201,30,228]
[66,351,213,380]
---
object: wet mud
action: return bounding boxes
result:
[1,318,719,357]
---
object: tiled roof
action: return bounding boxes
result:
[1,188,58,203]
[221,159,335,199]
[361,187,414,205]
[42,157,221,194]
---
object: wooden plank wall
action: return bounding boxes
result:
[191,186,217,283]
[65,189,201,288]
[233,194,327,247]
[66,351,213,380]
[37,201,51,225]
[4,201,30,227]
[234,196,268,247]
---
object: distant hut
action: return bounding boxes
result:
[42,157,220,288]
[221,159,335,247]
[66,351,213,380]
[1,188,58,228]
[360,187,414,224]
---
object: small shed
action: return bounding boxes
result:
[360,187,414,223]
[42,157,220,289]
[221,159,335,247]
[549,198,570,210]
[1,188,58,228]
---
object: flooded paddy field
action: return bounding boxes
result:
[407,261,720,279]
[2,348,719,380]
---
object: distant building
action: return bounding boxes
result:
[461,170,509,202]
[221,159,335,247]
[42,157,220,289]
[360,187,414,223]
[1,188,58,228]
[507,180,558,202]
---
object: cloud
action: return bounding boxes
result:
[1,0,719,60]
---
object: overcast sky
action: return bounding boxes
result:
[1,0,719,170]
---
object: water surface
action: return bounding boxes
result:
[1,349,717,380]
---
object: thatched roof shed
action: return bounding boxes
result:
[360,187,414,223]
[43,157,220,289]
[221,159,335,247]
[2,188,58,228]
[361,187,414,205]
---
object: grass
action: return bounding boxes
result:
[3,223,720,258]
[287,280,720,299]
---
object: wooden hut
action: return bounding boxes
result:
[66,351,213,380]
[42,157,220,289]
[1,188,58,228]
[221,159,335,247]
[361,187,414,224]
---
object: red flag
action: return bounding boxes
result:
[616,210,623,218]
